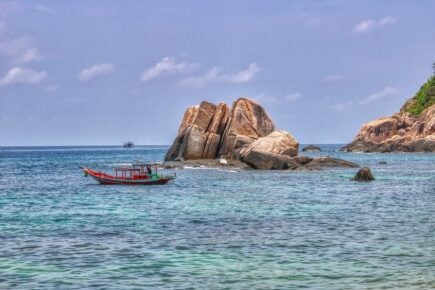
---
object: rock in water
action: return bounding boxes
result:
[353,167,375,181]
[219,98,275,158]
[165,101,229,161]
[342,76,435,152]
[302,145,321,152]
[165,98,275,161]
[241,130,299,169]
[165,97,360,170]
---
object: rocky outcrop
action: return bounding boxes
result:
[165,98,274,161]
[219,98,276,158]
[166,97,359,170]
[342,104,435,152]
[302,145,321,152]
[353,167,375,181]
[165,101,229,161]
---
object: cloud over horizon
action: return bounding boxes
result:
[359,86,401,104]
[0,35,41,64]
[180,63,260,88]
[255,91,302,104]
[0,67,47,86]
[353,16,396,33]
[78,63,114,83]
[141,57,199,81]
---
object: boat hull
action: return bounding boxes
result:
[83,167,174,185]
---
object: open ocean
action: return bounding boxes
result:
[0,145,434,289]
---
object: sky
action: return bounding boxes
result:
[0,0,434,146]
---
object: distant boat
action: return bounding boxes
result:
[123,141,135,148]
[82,163,175,185]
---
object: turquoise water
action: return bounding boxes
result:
[0,145,434,289]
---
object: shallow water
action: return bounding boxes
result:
[0,145,434,289]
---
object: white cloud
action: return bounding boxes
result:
[35,5,57,14]
[141,57,199,81]
[254,92,301,104]
[0,36,41,63]
[78,63,114,82]
[359,86,400,104]
[331,101,353,112]
[0,67,47,86]
[323,74,344,82]
[353,16,396,33]
[180,67,220,88]
[284,92,302,102]
[224,63,260,83]
[180,63,260,88]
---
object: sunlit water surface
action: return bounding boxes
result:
[0,145,434,289]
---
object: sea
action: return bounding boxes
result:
[0,145,434,289]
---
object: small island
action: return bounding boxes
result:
[164,98,358,170]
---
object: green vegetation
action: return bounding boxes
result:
[402,75,435,116]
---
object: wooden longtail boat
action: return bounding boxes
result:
[82,163,175,185]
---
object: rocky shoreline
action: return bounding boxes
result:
[342,76,435,153]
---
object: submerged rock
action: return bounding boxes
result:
[302,145,321,152]
[304,157,359,169]
[353,167,375,181]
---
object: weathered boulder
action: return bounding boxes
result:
[219,98,275,158]
[165,101,229,161]
[242,151,298,170]
[353,167,375,181]
[302,145,322,152]
[241,130,299,169]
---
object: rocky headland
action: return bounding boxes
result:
[342,76,435,152]
[164,98,359,170]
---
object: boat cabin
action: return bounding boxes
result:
[114,163,159,180]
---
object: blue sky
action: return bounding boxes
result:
[0,0,434,146]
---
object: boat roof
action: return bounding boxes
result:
[132,163,160,167]
[114,167,140,171]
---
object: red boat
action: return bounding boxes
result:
[82,163,175,185]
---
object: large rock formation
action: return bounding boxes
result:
[165,98,277,161]
[218,98,276,158]
[343,76,435,152]
[164,101,229,161]
[342,105,435,152]
[165,97,359,170]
